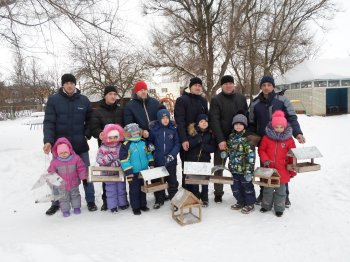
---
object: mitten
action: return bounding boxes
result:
[166,154,174,163]
[82,179,88,186]
[147,143,155,152]
[263,160,270,167]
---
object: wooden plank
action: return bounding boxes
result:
[185,175,210,185]
[141,181,168,193]
[88,166,124,182]
[209,176,233,185]
[89,175,124,182]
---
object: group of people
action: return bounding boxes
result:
[42,72,305,218]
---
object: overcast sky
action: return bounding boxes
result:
[0,0,349,79]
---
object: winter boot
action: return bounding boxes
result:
[119,205,129,210]
[255,194,263,205]
[260,207,269,213]
[63,211,70,217]
[133,208,141,215]
[241,205,255,214]
[276,211,283,217]
[214,195,222,203]
[140,206,150,212]
[202,201,209,207]
[73,208,81,214]
[100,200,108,211]
[45,203,60,216]
[231,203,244,210]
[87,202,97,212]
[285,196,291,208]
[110,207,118,213]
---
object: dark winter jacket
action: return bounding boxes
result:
[123,94,160,130]
[209,91,248,143]
[185,123,216,162]
[43,88,92,154]
[227,130,255,176]
[248,90,303,138]
[90,99,124,146]
[258,123,296,183]
[174,91,208,143]
[148,121,181,167]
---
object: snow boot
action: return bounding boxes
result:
[276,211,283,217]
[110,207,118,213]
[202,201,209,207]
[231,203,244,210]
[63,211,70,217]
[255,194,263,205]
[260,207,269,213]
[100,200,108,211]
[140,206,150,212]
[285,196,291,208]
[87,202,97,212]
[119,205,129,210]
[45,203,60,216]
[241,205,255,214]
[133,208,141,215]
[73,208,81,214]
[214,195,222,203]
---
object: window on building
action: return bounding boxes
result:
[301,82,312,89]
[290,83,300,89]
[161,88,168,93]
[341,80,350,86]
[149,88,156,94]
[328,80,340,87]
[314,80,327,87]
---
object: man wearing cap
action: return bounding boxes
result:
[124,81,160,135]
[209,75,248,203]
[174,76,208,188]
[90,85,124,211]
[43,73,97,215]
[248,75,305,206]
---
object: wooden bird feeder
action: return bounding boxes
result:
[287,146,322,173]
[88,166,124,183]
[140,166,169,193]
[171,188,202,226]
[210,165,233,185]
[253,167,280,188]
[183,162,211,185]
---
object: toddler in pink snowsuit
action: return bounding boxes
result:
[96,124,128,213]
[47,137,87,217]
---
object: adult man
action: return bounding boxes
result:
[174,77,208,188]
[248,75,305,206]
[43,73,97,215]
[90,85,124,211]
[209,75,248,203]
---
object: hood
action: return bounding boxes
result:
[102,124,124,144]
[52,137,75,158]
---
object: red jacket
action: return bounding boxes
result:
[258,124,296,183]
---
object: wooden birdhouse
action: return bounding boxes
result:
[88,166,124,183]
[171,188,202,226]
[183,161,211,185]
[287,146,322,173]
[253,167,280,188]
[140,166,169,193]
[210,165,233,185]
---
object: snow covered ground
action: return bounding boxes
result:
[0,114,349,262]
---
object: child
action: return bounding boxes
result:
[120,123,155,215]
[47,137,87,217]
[148,108,180,209]
[227,114,256,214]
[186,114,216,207]
[258,110,296,217]
[96,124,128,213]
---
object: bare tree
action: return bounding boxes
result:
[71,34,147,105]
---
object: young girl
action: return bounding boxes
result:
[96,124,128,213]
[258,110,296,217]
[227,114,256,214]
[120,123,155,215]
[47,137,87,217]
[186,114,216,207]
[148,108,180,209]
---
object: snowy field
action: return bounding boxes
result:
[0,114,349,262]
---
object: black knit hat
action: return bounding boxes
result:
[61,74,76,86]
[196,114,209,124]
[260,75,275,88]
[220,75,234,85]
[189,77,203,88]
[104,85,117,97]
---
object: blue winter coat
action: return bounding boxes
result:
[119,136,155,175]
[148,121,180,167]
[43,88,92,154]
[123,94,160,130]
[248,90,303,137]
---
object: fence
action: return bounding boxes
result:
[0,105,44,121]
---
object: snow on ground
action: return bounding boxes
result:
[0,114,350,262]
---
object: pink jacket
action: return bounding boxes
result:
[48,137,87,190]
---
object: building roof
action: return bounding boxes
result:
[276,57,350,85]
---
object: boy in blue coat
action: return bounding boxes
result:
[148,108,181,209]
[120,123,154,215]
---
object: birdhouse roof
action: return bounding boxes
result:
[289,146,323,160]
[140,166,169,181]
[171,188,201,207]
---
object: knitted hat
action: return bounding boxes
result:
[260,75,275,88]
[104,85,117,97]
[196,114,209,124]
[61,74,76,86]
[271,110,287,128]
[220,75,234,85]
[189,77,203,88]
[134,81,148,93]
[102,124,124,144]
[57,143,70,155]
[157,109,171,122]
[232,114,248,127]
[124,123,140,135]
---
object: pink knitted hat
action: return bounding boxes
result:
[271,110,287,128]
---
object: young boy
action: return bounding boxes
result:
[186,114,216,207]
[227,114,256,214]
[120,123,154,215]
[148,108,181,209]
[258,110,296,217]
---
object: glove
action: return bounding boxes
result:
[263,160,270,167]
[147,143,155,152]
[166,154,174,163]
[82,179,88,186]
[220,151,227,159]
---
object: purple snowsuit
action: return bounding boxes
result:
[96,142,127,210]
